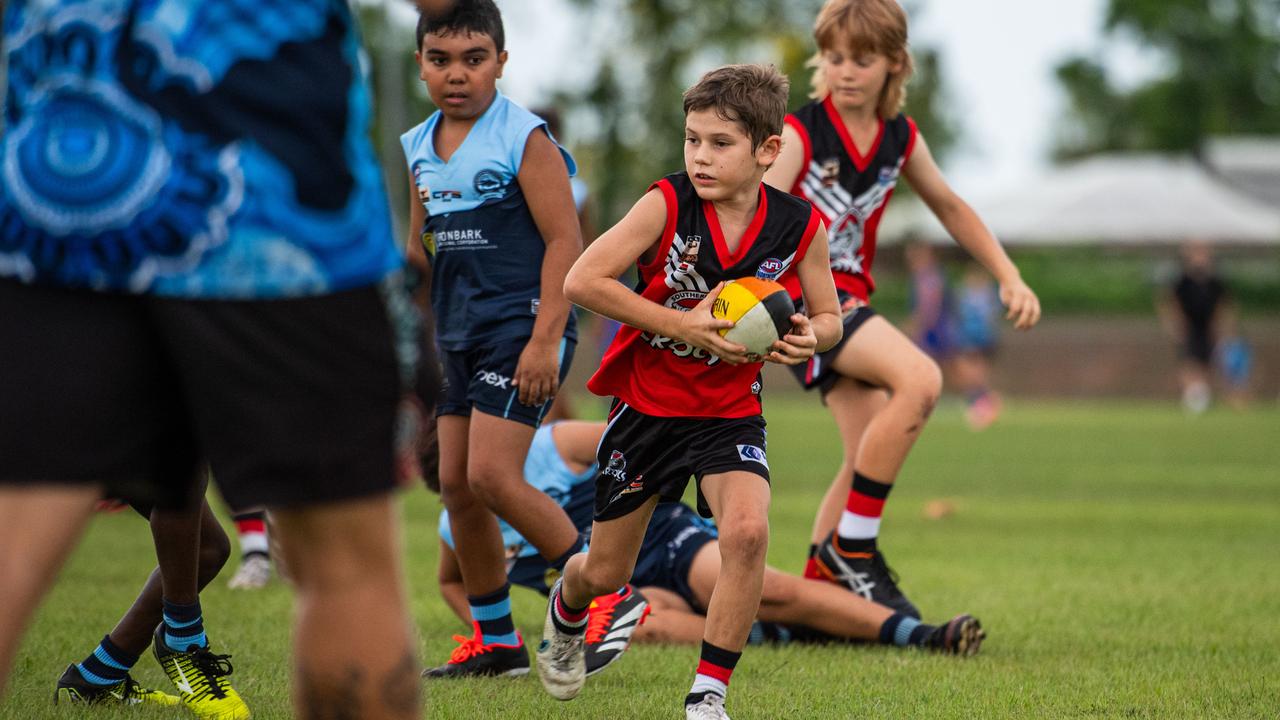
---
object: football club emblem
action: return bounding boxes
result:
[679,236,702,266]
[820,157,840,187]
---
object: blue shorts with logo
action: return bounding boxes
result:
[630,503,718,609]
[506,501,717,603]
[437,336,576,428]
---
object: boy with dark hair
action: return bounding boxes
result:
[537,64,843,720]
[401,0,592,679]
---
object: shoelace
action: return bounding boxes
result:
[447,634,492,664]
[584,601,615,644]
[187,648,234,700]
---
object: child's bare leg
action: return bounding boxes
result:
[538,498,656,700]
[809,378,887,546]
[0,485,100,695]
[468,410,581,562]
[437,415,506,597]
[831,316,942,485]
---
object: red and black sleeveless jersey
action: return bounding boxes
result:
[781,97,918,303]
[588,172,822,418]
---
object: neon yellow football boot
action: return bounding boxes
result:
[152,626,251,720]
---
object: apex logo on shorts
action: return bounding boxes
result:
[475,369,512,389]
[617,474,646,496]
[603,450,627,481]
[736,444,768,468]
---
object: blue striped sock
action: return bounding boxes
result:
[469,584,519,647]
[76,636,138,687]
[879,613,930,647]
[162,599,207,652]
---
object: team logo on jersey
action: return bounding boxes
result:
[473,169,504,199]
[820,157,841,187]
[603,450,627,481]
[751,379,762,395]
[413,165,431,205]
[736,444,769,468]
[679,236,702,266]
[877,166,896,185]
[420,232,436,257]
[828,210,866,275]
[756,258,785,280]
[664,290,706,312]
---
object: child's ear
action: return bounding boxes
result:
[495,50,509,79]
[415,50,428,81]
[888,52,905,76]
[757,133,783,168]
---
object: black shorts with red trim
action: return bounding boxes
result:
[0,278,408,512]
[789,303,878,396]
[593,400,770,522]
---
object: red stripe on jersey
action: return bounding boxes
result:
[846,491,887,518]
[637,179,680,285]
[823,95,884,172]
[784,114,813,196]
[695,659,734,684]
[703,185,767,267]
[904,116,920,163]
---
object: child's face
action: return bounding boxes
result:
[820,43,900,114]
[417,31,507,121]
[683,109,781,201]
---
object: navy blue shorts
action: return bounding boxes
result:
[631,503,718,610]
[789,303,878,396]
[504,501,717,604]
[594,401,770,522]
[437,337,576,428]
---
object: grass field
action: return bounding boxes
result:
[4,398,1279,719]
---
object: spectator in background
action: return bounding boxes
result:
[905,241,953,364]
[1158,242,1232,414]
[952,264,1003,430]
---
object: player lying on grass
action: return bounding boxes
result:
[427,421,984,670]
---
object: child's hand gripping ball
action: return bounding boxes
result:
[711,278,796,361]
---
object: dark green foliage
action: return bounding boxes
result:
[1054,0,1280,159]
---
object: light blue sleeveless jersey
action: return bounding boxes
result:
[400,92,578,351]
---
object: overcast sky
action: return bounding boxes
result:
[394,0,1157,196]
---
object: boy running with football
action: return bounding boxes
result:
[536,64,842,720]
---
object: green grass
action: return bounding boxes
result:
[5,399,1279,719]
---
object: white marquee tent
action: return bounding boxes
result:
[884,154,1280,246]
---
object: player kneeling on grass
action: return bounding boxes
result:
[430,421,983,665]
[537,65,843,720]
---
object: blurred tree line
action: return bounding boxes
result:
[1054,0,1280,158]
[355,0,959,233]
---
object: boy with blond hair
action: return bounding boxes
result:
[764,0,1040,618]
[536,64,842,720]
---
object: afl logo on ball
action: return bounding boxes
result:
[756,258,784,280]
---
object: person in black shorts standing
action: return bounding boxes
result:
[1158,241,1232,414]
[0,1,455,717]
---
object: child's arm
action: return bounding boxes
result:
[904,135,1041,330]
[762,123,806,193]
[515,129,584,406]
[437,541,472,627]
[768,224,842,365]
[564,189,751,365]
